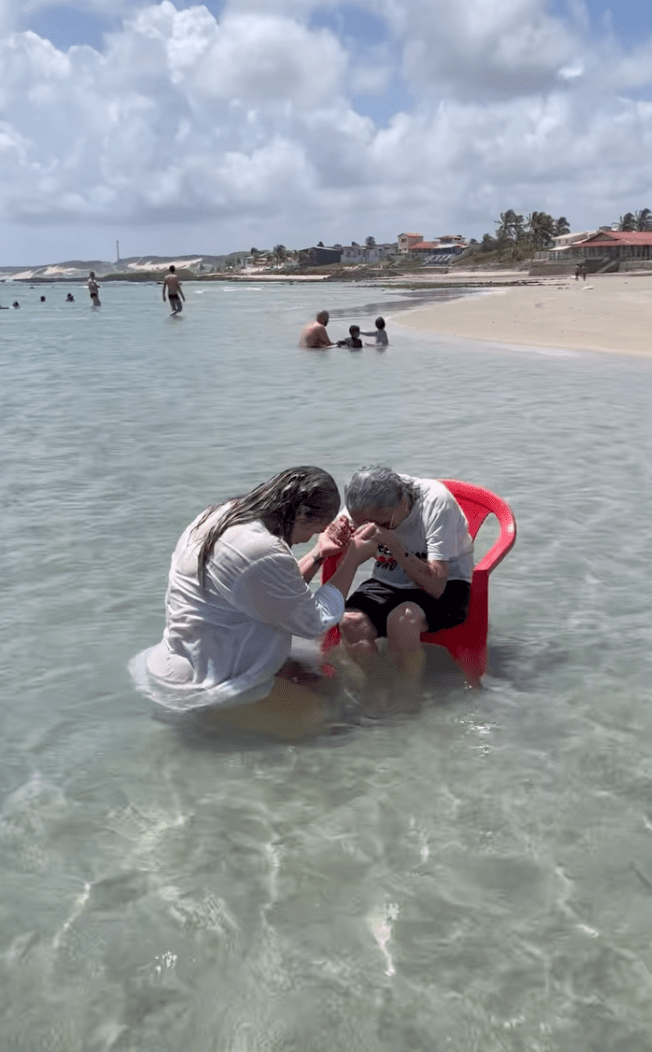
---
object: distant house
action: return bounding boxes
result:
[573,229,652,262]
[543,231,596,261]
[436,234,466,246]
[408,241,438,255]
[397,233,423,254]
[408,234,468,264]
[340,241,397,263]
[307,245,342,266]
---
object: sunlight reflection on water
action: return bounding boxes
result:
[1,281,652,1050]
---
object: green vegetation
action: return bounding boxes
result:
[615,208,651,231]
[458,210,571,265]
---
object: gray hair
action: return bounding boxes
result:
[344,466,419,514]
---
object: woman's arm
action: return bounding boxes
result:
[297,515,355,583]
[297,548,325,583]
[233,524,378,639]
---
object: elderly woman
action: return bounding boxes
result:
[338,467,474,681]
[130,466,376,738]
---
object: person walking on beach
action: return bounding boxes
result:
[88,272,101,307]
[162,265,185,314]
[299,310,332,348]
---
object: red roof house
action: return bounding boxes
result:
[575,229,652,259]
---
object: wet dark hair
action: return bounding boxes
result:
[375,317,385,329]
[194,466,341,586]
[169,265,176,273]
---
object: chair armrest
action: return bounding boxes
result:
[474,505,516,575]
[322,554,341,583]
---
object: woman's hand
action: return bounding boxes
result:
[348,522,379,563]
[315,515,354,560]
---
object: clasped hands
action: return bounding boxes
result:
[315,515,400,563]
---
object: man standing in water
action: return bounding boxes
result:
[162,265,185,314]
[88,272,100,307]
[299,310,332,348]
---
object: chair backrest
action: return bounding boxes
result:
[439,479,516,574]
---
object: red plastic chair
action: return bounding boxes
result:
[321,480,516,686]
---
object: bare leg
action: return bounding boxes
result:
[386,602,427,683]
[210,677,327,741]
[340,610,381,675]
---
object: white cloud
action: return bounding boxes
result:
[384,0,583,100]
[2,0,652,260]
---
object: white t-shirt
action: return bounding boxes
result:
[368,476,474,588]
[129,511,344,712]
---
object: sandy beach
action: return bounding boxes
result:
[396,272,652,357]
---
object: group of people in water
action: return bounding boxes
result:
[1,273,99,309]
[299,310,389,349]
[130,465,474,740]
[2,265,183,312]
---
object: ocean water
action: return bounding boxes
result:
[1,279,652,1051]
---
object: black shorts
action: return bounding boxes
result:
[345,578,471,638]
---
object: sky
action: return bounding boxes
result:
[1,0,652,263]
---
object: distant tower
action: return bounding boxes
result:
[116,240,120,263]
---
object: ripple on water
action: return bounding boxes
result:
[1,283,652,1048]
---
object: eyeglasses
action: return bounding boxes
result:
[352,508,398,530]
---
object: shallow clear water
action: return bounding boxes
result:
[1,280,652,1050]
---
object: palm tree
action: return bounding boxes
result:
[526,211,556,248]
[554,216,570,236]
[618,212,636,231]
[496,210,525,243]
[365,236,376,248]
[635,208,652,231]
[273,244,287,263]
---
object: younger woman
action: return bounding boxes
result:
[130,466,375,737]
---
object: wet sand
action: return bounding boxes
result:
[395,272,652,357]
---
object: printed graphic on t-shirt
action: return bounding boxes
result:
[374,544,428,587]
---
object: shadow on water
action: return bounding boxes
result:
[486,636,570,692]
[325,288,478,320]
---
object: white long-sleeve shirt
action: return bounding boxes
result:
[129,512,343,712]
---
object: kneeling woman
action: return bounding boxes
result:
[130,467,375,738]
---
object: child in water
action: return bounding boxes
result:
[337,325,363,349]
[361,316,388,347]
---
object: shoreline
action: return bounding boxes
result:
[392,272,652,358]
